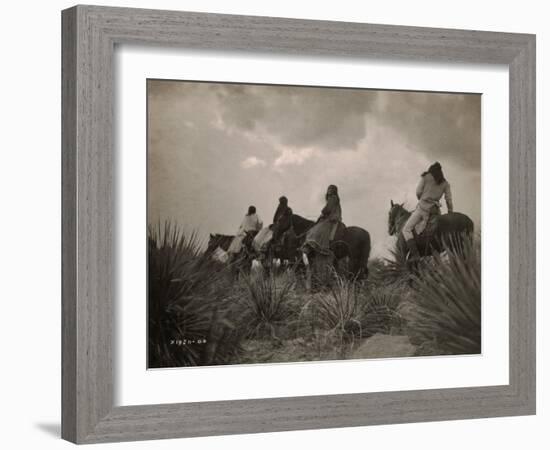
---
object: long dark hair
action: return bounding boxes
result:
[325,184,340,202]
[422,162,445,185]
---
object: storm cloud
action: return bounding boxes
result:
[148,80,481,257]
[214,84,373,152]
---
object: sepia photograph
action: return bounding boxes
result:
[147,79,481,369]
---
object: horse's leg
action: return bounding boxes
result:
[262,248,271,276]
[396,234,407,259]
[235,255,244,281]
[302,252,312,291]
[291,254,304,288]
[347,255,358,279]
[228,254,239,281]
[315,254,332,288]
[332,256,340,277]
[338,250,354,279]
[236,251,251,279]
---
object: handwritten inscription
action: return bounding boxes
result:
[170,339,207,346]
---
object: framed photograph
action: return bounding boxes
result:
[62,5,536,444]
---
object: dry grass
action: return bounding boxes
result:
[298,272,402,357]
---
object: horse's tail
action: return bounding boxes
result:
[361,230,371,279]
[467,217,475,234]
[440,213,475,254]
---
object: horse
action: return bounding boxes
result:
[207,232,258,276]
[270,214,314,262]
[206,234,234,256]
[274,214,371,279]
[387,200,474,259]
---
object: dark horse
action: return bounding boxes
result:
[269,214,314,263]
[272,214,371,279]
[388,200,474,259]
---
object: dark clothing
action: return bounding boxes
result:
[273,204,292,224]
[272,204,293,242]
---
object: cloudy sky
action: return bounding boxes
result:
[147,80,481,258]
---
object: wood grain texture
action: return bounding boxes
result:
[62,5,114,442]
[61,5,536,444]
[61,7,77,443]
[508,36,536,409]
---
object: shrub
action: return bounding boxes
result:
[312,272,364,340]
[408,236,481,355]
[148,222,242,367]
[241,271,296,340]
[360,287,402,337]
[368,245,411,287]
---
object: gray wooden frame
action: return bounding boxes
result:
[62,4,536,444]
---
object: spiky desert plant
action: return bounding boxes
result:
[366,257,387,281]
[367,244,411,287]
[148,222,242,367]
[241,271,295,339]
[360,287,402,337]
[313,271,364,339]
[409,236,481,355]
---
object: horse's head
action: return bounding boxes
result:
[206,233,219,254]
[290,214,315,236]
[388,200,406,236]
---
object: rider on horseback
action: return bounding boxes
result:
[271,196,293,242]
[323,185,342,241]
[402,162,453,261]
[302,184,342,255]
[227,205,263,255]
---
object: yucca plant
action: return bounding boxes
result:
[367,244,411,287]
[366,258,387,281]
[313,271,364,339]
[408,236,481,355]
[148,222,242,367]
[360,287,402,337]
[241,271,295,339]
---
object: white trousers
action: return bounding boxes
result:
[402,207,429,240]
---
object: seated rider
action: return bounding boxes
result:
[271,196,293,242]
[402,162,453,260]
[227,205,263,254]
[303,185,342,255]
